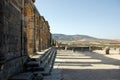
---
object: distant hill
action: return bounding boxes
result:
[52,34,120,46]
[52,34,101,42]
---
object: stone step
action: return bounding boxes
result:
[25,61,41,67]
[25,49,53,72]
[41,65,52,76]
[26,67,44,72]
[40,50,54,69]
[40,49,51,63]
[27,49,56,72]
[33,49,56,76]
[24,48,56,78]
[8,72,35,80]
[33,73,43,80]
[30,48,52,61]
[9,72,43,80]
[40,49,57,76]
[0,71,2,80]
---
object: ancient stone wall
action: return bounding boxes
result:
[0,0,5,68]
[0,0,52,80]
[0,0,26,80]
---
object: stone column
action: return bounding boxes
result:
[40,16,44,51]
[25,3,35,56]
[34,13,39,52]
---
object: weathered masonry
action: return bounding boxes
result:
[0,0,55,80]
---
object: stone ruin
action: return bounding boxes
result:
[0,0,56,80]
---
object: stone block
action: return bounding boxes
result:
[9,72,34,80]
[34,73,43,80]
[25,61,40,67]
[26,67,44,72]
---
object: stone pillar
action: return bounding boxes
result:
[25,3,35,56]
[34,12,40,52]
[42,17,46,50]
[105,47,110,54]
[45,21,50,48]
[40,16,44,51]
[38,16,41,52]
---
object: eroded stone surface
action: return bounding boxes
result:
[0,0,52,80]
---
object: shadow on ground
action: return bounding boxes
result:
[54,50,120,80]
[62,69,120,80]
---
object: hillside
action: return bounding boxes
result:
[52,34,101,42]
[52,34,120,47]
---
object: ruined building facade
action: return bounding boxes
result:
[0,0,52,80]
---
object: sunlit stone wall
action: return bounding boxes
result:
[0,0,52,80]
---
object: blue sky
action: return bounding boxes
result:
[35,0,120,39]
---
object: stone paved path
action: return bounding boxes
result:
[44,50,120,80]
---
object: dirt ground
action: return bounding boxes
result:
[44,50,120,80]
